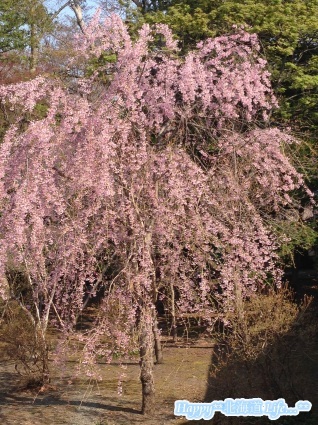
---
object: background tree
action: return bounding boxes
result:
[0,0,53,72]
[0,0,90,75]
[0,0,29,54]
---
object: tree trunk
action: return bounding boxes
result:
[234,280,249,345]
[139,306,155,414]
[70,0,85,34]
[40,345,50,384]
[38,325,50,384]
[29,23,39,74]
[170,281,177,342]
[152,311,163,364]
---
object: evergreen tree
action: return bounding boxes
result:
[0,0,29,53]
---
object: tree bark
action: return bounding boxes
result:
[37,324,50,384]
[152,310,163,364]
[29,23,39,74]
[70,0,85,34]
[139,305,155,414]
[234,279,249,345]
[170,281,177,342]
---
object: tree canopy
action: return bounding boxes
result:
[134,0,318,165]
[0,0,52,54]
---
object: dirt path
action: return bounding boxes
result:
[0,341,213,425]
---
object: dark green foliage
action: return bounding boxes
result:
[0,0,28,53]
[0,0,52,54]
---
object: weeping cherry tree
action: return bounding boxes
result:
[0,12,312,413]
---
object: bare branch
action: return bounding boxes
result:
[70,0,86,34]
[51,0,73,21]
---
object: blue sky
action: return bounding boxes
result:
[45,1,130,25]
[46,1,101,22]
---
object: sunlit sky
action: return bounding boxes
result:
[45,1,103,23]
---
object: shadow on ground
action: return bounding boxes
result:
[183,292,318,425]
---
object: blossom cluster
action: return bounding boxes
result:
[0,14,309,357]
